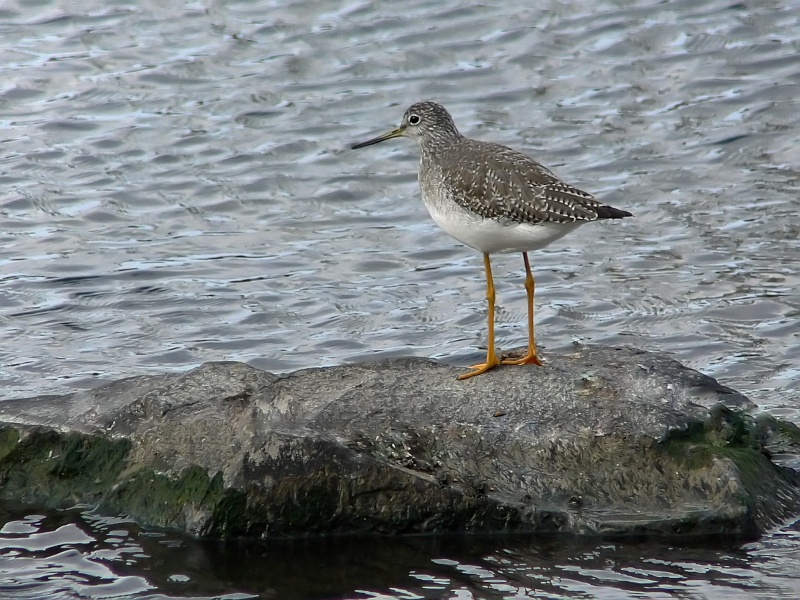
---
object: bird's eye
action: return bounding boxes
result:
[408,114,421,125]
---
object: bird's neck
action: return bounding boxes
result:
[419,132,463,158]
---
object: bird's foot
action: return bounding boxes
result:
[501,350,543,366]
[457,355,501,380]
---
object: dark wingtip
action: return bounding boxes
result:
[595,205,633,219]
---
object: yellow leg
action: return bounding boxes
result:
[501,252,543,366]
[458,253,502,380]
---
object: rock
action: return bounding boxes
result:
[0,345,798,538]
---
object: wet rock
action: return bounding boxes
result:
[1,345,798,538]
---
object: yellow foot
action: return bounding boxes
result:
[501,352,544,366]
[457,357,501,380]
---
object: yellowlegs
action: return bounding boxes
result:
[351,101,632,380]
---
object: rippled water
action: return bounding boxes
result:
[2,505,800,599]
[1,0,799,596]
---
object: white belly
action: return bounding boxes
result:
[423,198,582,254]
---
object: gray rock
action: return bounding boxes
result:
[1,345,798,538]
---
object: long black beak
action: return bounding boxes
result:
[351,127,405,149]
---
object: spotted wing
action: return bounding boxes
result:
[441,140,602,224]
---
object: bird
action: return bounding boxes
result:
[351,101,632,380]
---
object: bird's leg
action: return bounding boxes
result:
[458,253,502,380]
[502,252,543,366]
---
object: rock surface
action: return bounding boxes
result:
[1,345,799,538]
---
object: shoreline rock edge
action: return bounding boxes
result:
[1,345,799,539]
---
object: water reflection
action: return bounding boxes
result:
[2,505,799,599]
[0,505,257,600]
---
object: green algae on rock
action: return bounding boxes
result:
[0,346,798,539]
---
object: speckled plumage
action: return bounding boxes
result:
[412,103,604,223]
[351,101,632,379]
[352,101,630,254]
[423,138,599,222]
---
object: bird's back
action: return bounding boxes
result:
[420,137,627,225]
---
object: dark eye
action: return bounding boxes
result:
[408,114,420,125]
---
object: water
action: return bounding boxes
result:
[2,505,800,599]
[1,0,799,596]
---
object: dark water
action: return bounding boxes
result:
[1,0,799,597]
[2,505,800,599]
